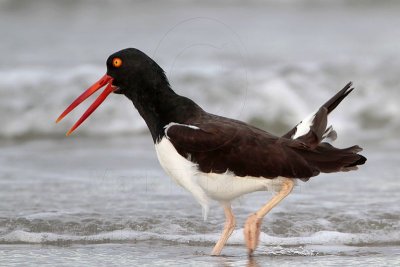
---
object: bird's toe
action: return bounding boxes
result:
[243,213,262,256]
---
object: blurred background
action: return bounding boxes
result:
[0,0,399,265]
[1,0,399,141]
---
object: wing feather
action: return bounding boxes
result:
[165,119,319,179]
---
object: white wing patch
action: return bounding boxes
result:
[292,111,316,139]
[292,111,337,142]
[164,122,200,139]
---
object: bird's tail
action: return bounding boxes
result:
[294,142,367,181]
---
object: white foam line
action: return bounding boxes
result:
[1,229,399,246]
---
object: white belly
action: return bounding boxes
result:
[155,137,288,219]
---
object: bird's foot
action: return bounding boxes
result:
[243,213,262,256]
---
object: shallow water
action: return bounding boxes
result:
[1,243,400,267]
[0,137,399,266]
[1,0,400,266]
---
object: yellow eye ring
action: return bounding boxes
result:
[112,57,122,68]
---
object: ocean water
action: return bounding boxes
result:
[1,0,400,266]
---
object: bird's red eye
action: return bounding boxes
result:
[112,58,122,68]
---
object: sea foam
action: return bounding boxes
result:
[2,228,399,247]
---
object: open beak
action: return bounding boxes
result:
[56,74,115,136]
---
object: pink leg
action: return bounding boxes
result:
[244,178,294,256]
[211,203,236,256]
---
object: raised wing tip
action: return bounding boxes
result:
[344,81,355,94]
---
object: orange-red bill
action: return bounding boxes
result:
[56,73,115,136]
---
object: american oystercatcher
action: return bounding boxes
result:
[56,48,366,256]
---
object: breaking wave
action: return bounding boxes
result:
[1,210,399,246]
[1,60,399,141]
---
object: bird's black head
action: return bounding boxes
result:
[106,48,170,98]
[56,47,198,139]
[56,48,174,135]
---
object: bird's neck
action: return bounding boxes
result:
[126,83,203,142]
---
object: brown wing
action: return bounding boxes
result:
[165,118,320,179]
